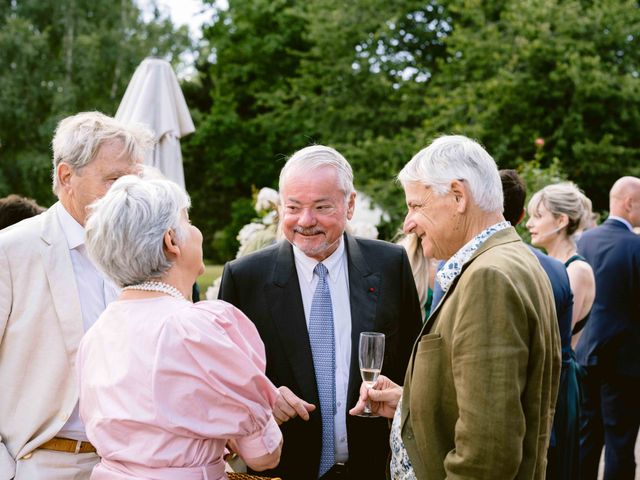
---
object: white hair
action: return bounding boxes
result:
[51,111,154,193]
[398,135,503,212]
[279,145,355,200]
[84,175,191,287]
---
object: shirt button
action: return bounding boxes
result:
[337,402,341,407]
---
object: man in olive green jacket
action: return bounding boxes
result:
[351,135,561,479]
[402,227,560,479]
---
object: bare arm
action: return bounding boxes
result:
[566,261,595,348]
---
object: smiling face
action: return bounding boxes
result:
[525,199,564,247]
[281,166,355,261]
[402,181,460,260]
[58,139,139,225]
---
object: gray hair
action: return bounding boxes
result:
[398,135,503,213]
[84,175,191,287]
[528,182,591,235]
[51,111,154,193]
[279,145,355,199]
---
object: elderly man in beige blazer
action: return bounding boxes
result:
[0,112,153,479]
[351,135,561,479]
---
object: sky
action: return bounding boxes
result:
[137,0,223,78]
[138,0,215,40]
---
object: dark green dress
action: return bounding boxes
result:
[548,254,589,480]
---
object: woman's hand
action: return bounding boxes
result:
[348,375,403,419]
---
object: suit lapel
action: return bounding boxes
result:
[345,234,380,403]
[266,241,320,406]
[39,204,84,359]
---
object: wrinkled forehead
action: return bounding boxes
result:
[282,167,346,197]
[404,181,434,201]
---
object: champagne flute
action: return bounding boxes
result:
[357,331,385,417]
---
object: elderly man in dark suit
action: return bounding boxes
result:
[219,145,422,480]
[576,176,640,480]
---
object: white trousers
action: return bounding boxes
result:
[14,449,99,480]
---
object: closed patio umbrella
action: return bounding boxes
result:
[116,57,195,190]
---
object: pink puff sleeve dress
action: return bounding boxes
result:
[77,298,282,480]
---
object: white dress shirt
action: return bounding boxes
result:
[293,238,351,463]
[55,203,119,441]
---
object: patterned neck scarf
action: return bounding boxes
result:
[436,221,511,293]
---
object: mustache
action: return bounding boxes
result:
[294,227,324,236]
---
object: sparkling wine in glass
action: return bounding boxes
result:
[357,331,385,417]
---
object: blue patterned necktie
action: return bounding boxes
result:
[309,263,336,478]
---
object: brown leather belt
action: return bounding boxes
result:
[39,437,97,454]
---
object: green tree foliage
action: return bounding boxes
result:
[516,153,567,241]
[184,0,313,261]
[0,0,191,204]
[185,0,452,259]
[4,0,638,264]
[187,0,638,262]
[281,0,452,234]
[420,0,640,208]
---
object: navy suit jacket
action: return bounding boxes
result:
[218,234,422,479]
[576,219,640,377]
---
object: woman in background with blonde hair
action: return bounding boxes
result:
[396,232,436,322]
[526,182,596,348]
[526,181,595,480]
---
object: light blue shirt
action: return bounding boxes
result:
[293,238,351,463]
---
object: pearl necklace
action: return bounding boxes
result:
[123,281,185,301]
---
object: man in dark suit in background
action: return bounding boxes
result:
[219,145,422,480]
[576,176,640,480]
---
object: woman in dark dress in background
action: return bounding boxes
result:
[527,182,596,479]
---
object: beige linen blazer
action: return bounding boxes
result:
[0,204,84,479]
[401,228,561,479]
